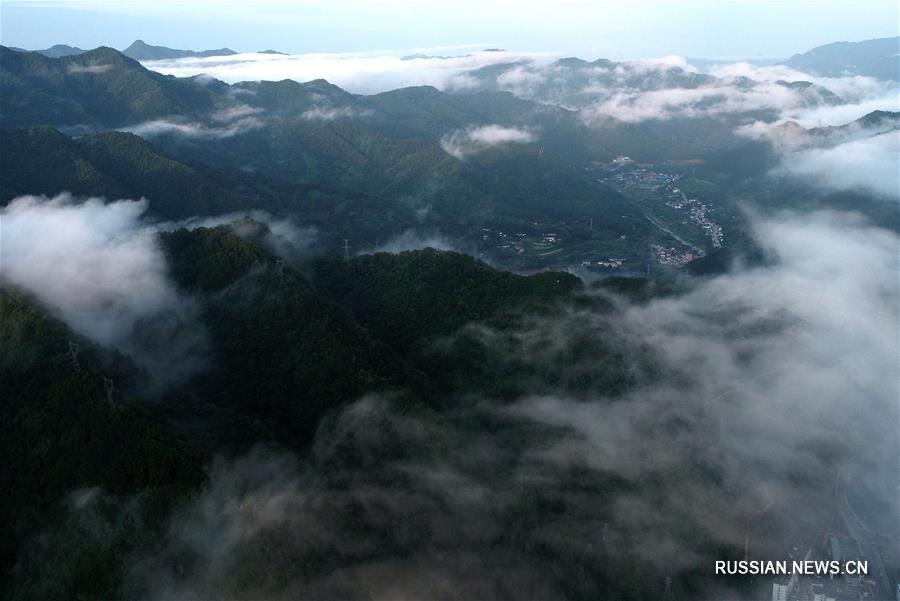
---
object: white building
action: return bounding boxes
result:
[772,581,789,601]
[772,573,798,601]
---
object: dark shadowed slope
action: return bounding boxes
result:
[0,285,205,597]
[0,127,252,218]
[0,46,219,127]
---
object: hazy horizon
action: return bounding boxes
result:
[2,0,898,61]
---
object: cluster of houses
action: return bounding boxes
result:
[651,244,695,266]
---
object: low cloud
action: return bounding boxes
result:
[495,64,548,96]
[163,210,318,259]
[136,50,896,131]
[121,116,263,139]
[453,55,896,127]
[361,229,458,254]
[774,91,900,129]
[706,62,895,106]
[707,62,899,127]
[67,62,113,75]
[300,105,373,121]
[436,56,855,125]
[210,103,264,122]
[190,73,222,86]
[736,107,900,199]
[440,124,537,159]
[0,194,208,386]
[579,79,828,124]
[776,130,900,198]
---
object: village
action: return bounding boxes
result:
[471,156,728,274]
[664,188,724,249]
[595,156,725,254]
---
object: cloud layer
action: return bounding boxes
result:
[737,109,900,198]
[121,115,263,139]
[300,105,374,121]
[776,130,900,198]
[142,50,554,95]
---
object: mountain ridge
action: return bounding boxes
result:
[122,39,237,60]
[783,36,900,80]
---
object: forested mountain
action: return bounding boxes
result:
[0,46,218,127]
[0,127,252,217]
[311,248,581,351]
[0,46,659,268]
[1,222,597,597]
[6,207,868,600]
[1,42,894,274]
[0,285,205,599]
[784,36,900,80]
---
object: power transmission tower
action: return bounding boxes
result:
[68,339,80,371]
[103,377,116,405]
[343,239,351,261]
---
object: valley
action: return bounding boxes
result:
[0,22,897,601]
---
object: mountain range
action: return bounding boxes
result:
[11,35,897,81]
[8,39,242,60]
[1,218,600,597]
[9,39,295,61]
[0,44,662,269]
[784,36,900,80]
[2,30,898,601]
[8,43,88,57]
[2,39,896,271]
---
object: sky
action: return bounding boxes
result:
[1,0,898,60]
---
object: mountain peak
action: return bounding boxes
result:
[857,109,900,127]
[122,40,237,61]
[5,43,88,58]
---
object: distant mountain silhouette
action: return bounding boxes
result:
[122,39,237,60]
[784,36,900,80]
[9,44,87,57]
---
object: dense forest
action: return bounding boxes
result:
[3,223,670,599]
[2,33,897,601]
